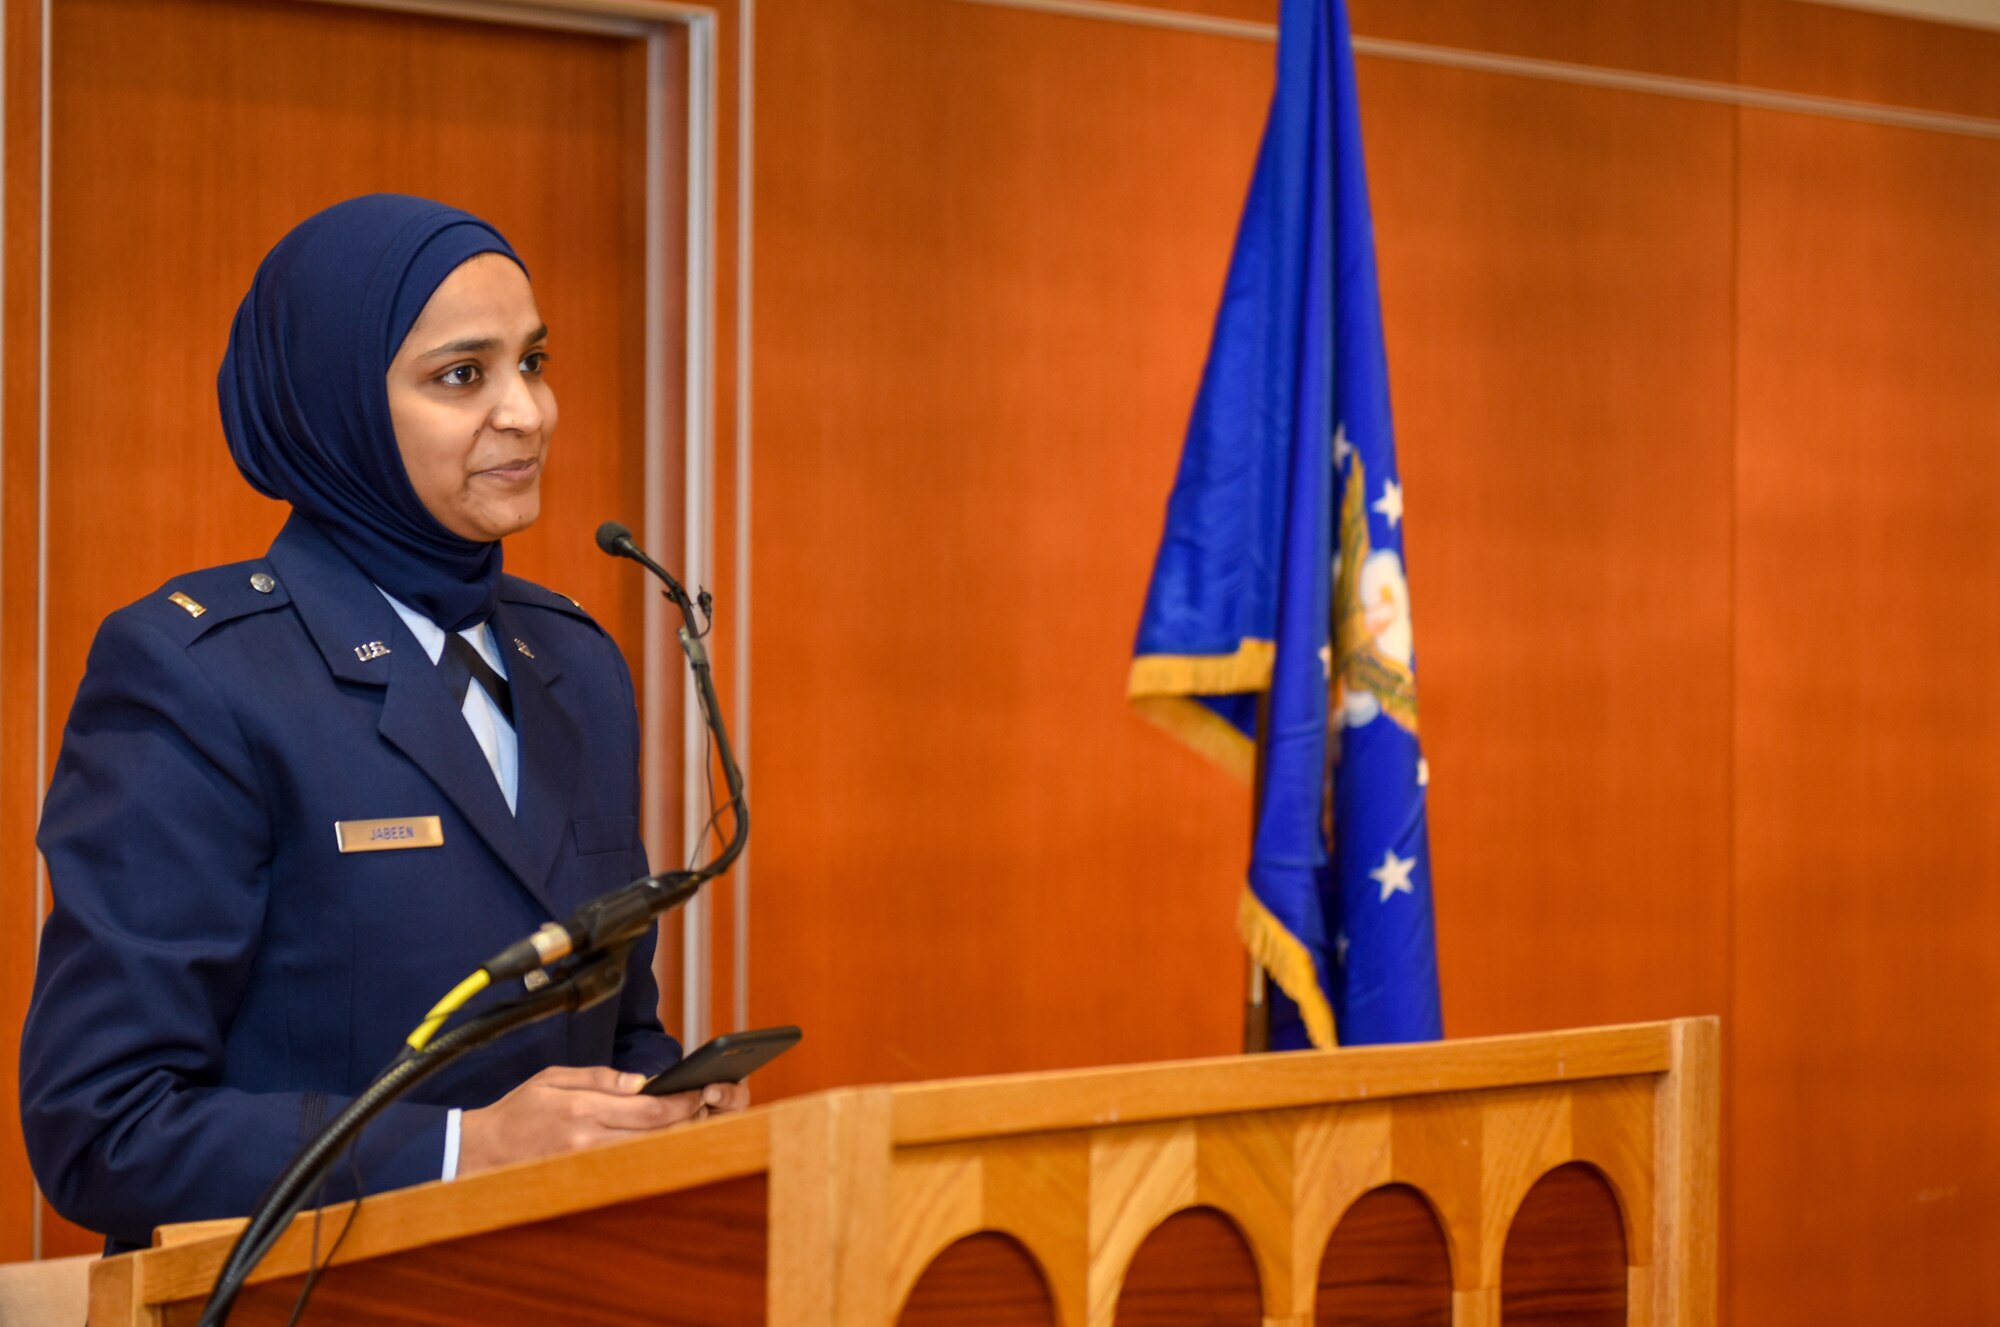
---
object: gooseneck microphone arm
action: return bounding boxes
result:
[595,519,748,880]
[473,525,747,982]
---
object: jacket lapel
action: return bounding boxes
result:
[267,516,559,918]
[375,644,557,915]
[491,601,581,904]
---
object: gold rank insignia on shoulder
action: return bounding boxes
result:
[353,641,391,662]
[336,816,444,853]
[168,591,206,618]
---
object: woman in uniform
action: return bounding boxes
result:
[19,194,743,1253]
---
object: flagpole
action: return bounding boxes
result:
[1243,690,1273,1054]
[1243,962,1269,1053]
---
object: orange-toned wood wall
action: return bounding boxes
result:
[6,0,1999,1322]
[735,2,2000,1323]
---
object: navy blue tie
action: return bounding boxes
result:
[438,632,513,723]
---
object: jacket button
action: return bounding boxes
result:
[250,572,276,593]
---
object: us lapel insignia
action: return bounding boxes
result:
[353,641,392,662]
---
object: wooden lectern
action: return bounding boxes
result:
[89,1018,1716,1326]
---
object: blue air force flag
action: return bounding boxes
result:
[1128,0,1441,1047]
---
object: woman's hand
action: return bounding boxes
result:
[457,1065,751,1177]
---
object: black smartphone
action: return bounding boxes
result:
[639,1025,802,1097]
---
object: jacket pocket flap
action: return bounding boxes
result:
[572,814,638,857]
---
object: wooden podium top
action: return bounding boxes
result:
[93,1018,1718,1327]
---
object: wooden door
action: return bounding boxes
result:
[7,0,678,1257]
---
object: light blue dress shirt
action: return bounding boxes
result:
[379,590,519,1178]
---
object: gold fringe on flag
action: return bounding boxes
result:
[1125,639,1274,783]
[1125,696,1255,782]
[1129,637,1337,1048]
[1127,638,1275,696]
[1237,888,1338,1049]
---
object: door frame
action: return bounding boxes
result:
[0,0,749,1258]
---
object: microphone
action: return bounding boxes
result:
[596,521,689,599]
[596,521,714,659]
[593,518,634,555]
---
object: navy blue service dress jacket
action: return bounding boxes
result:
[20,515,678,1250]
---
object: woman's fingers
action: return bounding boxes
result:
[589,1088,705,1131]
[530,1064,632,1093]
[458,1066,749,1175]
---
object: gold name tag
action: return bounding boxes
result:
[335,816,444,853]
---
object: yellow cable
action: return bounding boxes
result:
[405,969,492,1051]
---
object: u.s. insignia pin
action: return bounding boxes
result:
[353,641,391,662]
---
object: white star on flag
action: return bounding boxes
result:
[1369,849,1417,903]
[1318,642,1333,678]
[1416,758,1430,787]
[1333,424,1355,468]
[1371,479,1404,529]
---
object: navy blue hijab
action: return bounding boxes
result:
[219,194,527,631]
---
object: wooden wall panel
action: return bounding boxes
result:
[1086,0,1742,82]
[1120,0,1276,23]
[736,1,2000,1317]
[1356,57,1737,1039]
[1352,0,1738,82]
[1732,107,2000,1326]
[1739,0,2000,120]
[746,0,1273,1098]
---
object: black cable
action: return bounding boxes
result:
[650,581,747,884]
[282,1145,364,1326]
[208,534,750,1324]
[686,714,744,875]
[686,722,716,871]
[285,1177,329,1327]
[198,951,627,1326]
[204,985,575,1323]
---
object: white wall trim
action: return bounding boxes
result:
[732,0,754,1036]
[1805,0,2000,34]
[1356,34,2000,140]
[677,10,719,1050]
[297,0,652,36]
[949,0,2000,140]
[948,0,1269,40]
